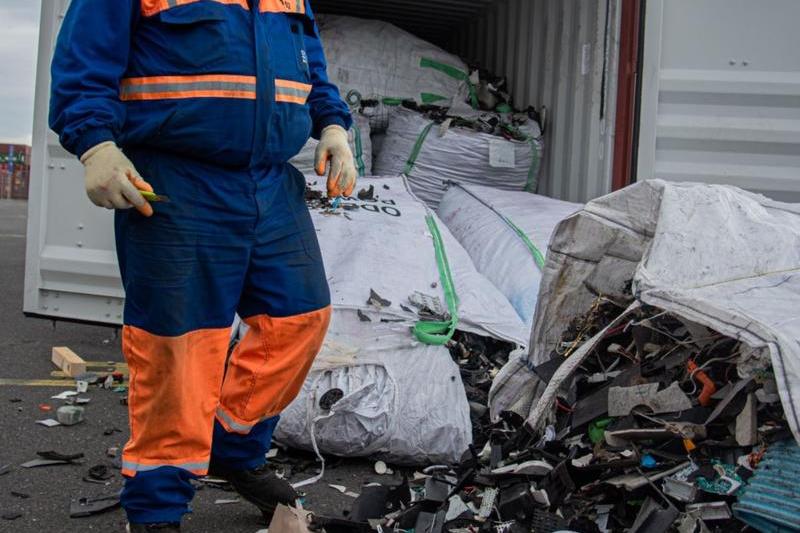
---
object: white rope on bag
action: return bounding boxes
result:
[290,360,399,488]
[291,372,332,489]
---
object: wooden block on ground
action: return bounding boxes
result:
[51,347,87,378]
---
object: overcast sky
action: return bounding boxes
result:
[0,0,41,146]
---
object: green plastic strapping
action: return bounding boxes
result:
[455,184,546,271]
[506,217,546,270]
[413,216,459,345]
[420,92,448,104]
[381,97,404,106]
[403,122,434,176]
[419,57,469,81]
[419,57,479,109]
[351,122,366,177]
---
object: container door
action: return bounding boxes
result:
[638,0,800,202]
[24,0,125,325]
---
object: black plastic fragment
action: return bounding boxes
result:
[37,451,84,462]
[69,495,121,518]
[357,185,375,201]
[318,388,344,411]
[85,464,114,482]
[366,289,391,308]
[530,509,569,532]
[414,509,446,533]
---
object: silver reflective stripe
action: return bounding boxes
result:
[121,81,256,97]
[122,460,208,473]
[216,407,256,433]
[275,87,310,99]
[167,0,179,7]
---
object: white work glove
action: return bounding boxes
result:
[80,141,154,217]
[315,125,357,198]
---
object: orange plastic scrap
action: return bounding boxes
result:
[688,359,717,407]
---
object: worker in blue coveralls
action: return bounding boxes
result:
[49,0,356,530]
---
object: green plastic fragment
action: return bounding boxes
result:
[589,418,613,444]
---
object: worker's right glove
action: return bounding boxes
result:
[80,141,154,217]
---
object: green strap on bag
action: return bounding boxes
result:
[403,122,435,176]
[419,57,479,109]
[456,184,546,270]
[413,215,460,345]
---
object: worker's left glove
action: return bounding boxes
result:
[315,125,357,198]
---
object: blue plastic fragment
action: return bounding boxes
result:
[640,454,657,469]
[733,439,800,532]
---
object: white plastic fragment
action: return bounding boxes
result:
[374,461,392,475]
[444,495,471,521]
[491,460,552,476]
[56,405,85,426]
[571,454,593,468]
[51,391,78,400]
[607,382,693,416]
[35,419,60,427]
[477,487,498,520]
[328,484,359,498]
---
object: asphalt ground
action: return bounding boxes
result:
[0,199,380,532]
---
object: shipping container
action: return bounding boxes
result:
[24,0,800,324]
[0,143,30,200]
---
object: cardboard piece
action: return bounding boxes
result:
[268,505,313,533]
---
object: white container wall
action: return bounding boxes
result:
[25,0,127,325]
[455,0,621,203]
[638,0,800,203]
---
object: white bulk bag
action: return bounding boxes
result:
[489,180,800,445]
[372,108,543,209]
[317,15,470,106]
[274,309,471,465]
[437,184,581,335]
[290,113,372,177]
[306,176,528,347]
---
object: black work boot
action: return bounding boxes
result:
[208,462,297,522]
[127,523,181,532]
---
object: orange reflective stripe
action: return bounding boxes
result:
[141,0,250,17]
[121,325,229,477]
[275,79,313,91]
[120,74,257,101]
[218,306,331,434]
[275,78,312,105]
[275,94,309,104]
[259,0,306,14]
[121,459,209,477]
